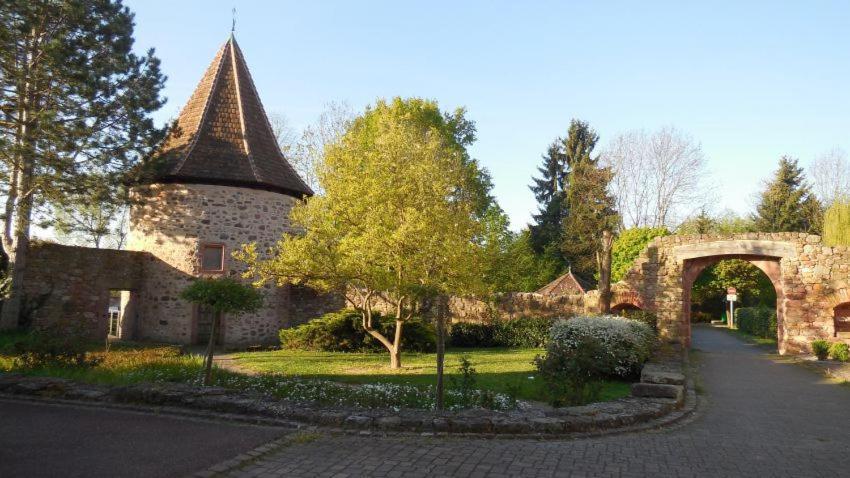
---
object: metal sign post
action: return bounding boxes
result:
[726,287,737,329]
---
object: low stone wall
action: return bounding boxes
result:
[0,373,687,436]
[370,292,593,325]
[22,242,147,339]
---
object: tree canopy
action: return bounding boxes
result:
[753,157,822,234]
[824,198,850,247]
[0,0,165,328]
[560,120,617,279]
[237,97,486,368]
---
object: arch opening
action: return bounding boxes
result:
[611,302,642,315]
[681,254,784,350]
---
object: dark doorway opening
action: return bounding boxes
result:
[195,306,223,346]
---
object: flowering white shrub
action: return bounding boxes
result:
[548,315,656,378]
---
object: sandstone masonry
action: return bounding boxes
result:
[127,183,300,345]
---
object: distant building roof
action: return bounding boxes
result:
[536,269,594,296]
[149,35,312,198]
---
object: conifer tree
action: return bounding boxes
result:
[753,157,822,233]
[0,0,166,328]
[560,120,617,279]
[529,141,568,255]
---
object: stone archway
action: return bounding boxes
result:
[680,254,783,347]
[617,233,850,354]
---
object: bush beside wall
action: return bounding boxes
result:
[736,306,777,339]
[280,310,436,352]
[449,316,555,348]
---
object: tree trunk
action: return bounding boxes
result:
[0,157,34,331]
[203,311,220,386]
[0,52,35,331]
[598,230,614,314]
[390,319,404,369]
[435,295,447,411]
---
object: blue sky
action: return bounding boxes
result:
[126,1,850,230]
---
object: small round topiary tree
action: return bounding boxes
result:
[180,277,263,385]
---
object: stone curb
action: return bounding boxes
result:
[192,382,700,477]
[0,373,685,436]
[0,344,692,438]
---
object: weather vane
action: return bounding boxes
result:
[231,7,236,34]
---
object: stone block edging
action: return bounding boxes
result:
[0,366,693,437]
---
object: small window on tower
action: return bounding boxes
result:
[200,244,225,272]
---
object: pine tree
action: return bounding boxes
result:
[529,141,568,254]
[753,157,823,233]
[560,120,617,279]
[0,1,166,328]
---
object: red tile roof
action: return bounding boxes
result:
[151,35,312,198]
[536,270,594,296]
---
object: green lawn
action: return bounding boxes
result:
[230,347,630,403]
[0,331,631,407]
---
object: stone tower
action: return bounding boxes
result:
[127,35,312,346]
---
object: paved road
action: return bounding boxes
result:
[221,326,850,477]
[0,400,287,478]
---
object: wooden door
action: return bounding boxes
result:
[195,306,222,345]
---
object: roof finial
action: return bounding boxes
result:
[231,7,236,35]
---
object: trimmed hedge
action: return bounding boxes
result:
[280,310,436,352]
[450,316,554,348]
[736,306,777,339]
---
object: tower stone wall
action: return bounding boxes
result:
[128,183,299,346]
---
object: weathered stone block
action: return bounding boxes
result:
[640,365,685,385]
[630,383,684,402]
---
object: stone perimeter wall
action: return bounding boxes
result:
[23,242,147,339]
[617,232,850,354]
[127,183,301,346]
[444,293,592,323]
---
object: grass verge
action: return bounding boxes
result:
[230,347,630,403]
[0,332,630,408]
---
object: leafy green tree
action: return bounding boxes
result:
[561,120,618,279]
[180,278,263,385]
[52,180,128,249]
[691,260,775,317]
[824,198,850,246]
[677,209,756,235]
[0,0,165,328]
[611,227,670,282]
[237,98,486,369]
[677,209,714,234]
[485,229,563,292]
[753,157,822,233]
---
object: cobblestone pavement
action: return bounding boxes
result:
[221,326,850,477]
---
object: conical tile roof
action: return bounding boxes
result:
[151,35,312,198]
